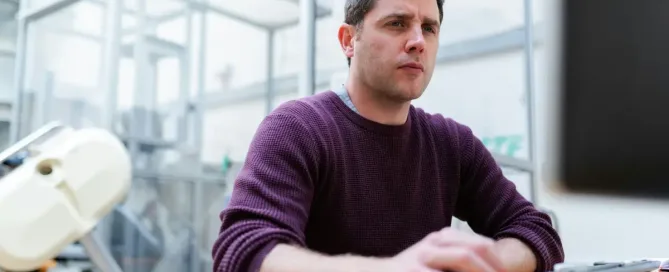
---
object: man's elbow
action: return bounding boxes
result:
[494,213,565,271]
[212,220,304,272]
[212,236,270,272]
[212,226,274,272]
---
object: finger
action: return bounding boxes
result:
[469,244,506,272]
[431,229,506,272]
[436,228,493,246]
[422,246,497,272]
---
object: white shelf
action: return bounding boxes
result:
[120,34,185,60]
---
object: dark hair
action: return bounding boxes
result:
[344,0,445,66]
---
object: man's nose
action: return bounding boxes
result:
[405,26,425,54]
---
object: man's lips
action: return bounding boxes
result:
[399,62,424,72]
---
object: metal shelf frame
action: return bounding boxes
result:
[9,0,325,141]
[522,0,539,205]
[7,0,322,271]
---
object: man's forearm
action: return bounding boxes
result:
[260,244,382,272]
[494,238,537,272]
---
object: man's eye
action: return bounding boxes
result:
[390,21,405,27]
[423,26,436,33]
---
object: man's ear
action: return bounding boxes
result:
[338,24,355,59]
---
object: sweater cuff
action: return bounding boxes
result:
[494,228,554,272]
[249,240,280,272]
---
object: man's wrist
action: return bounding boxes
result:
[261,243,386,272]
[494,238,538,272]
[332,254,388,272]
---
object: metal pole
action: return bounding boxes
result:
[37,71,54,127]
[298,0,315,97]
[194,7,207,165]
[125,0,150,270]
[183,4,201,272]
[194,7,207,153]
[101,0,122,131]
[266,30,275,114]
[9,17,27,143]
[95,0,121,239]
[133,0,151,128]
[190,3,208,271]
[79,231,123,272]
[0,121,64,163]
[178,6,193,143]
[523,0,538,204]
[130,0,149,160]
[18,0,81,22]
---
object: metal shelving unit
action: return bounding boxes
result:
[6,0,328,271]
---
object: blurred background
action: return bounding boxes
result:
[0,0,667,271]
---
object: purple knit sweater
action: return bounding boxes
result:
[212,91,564,272]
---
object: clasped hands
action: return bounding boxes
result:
[378,227,509,272]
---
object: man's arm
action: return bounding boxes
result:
[452,122,565,272]
[494,238,538,272]
[259,244,382,272]
[212,102,326,272]
[212,102,385,272]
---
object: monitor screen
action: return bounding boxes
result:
[555,0,669,199]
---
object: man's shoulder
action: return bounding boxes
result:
[264,91,339,137]
[271,91,335,120]
[411,106,474,140]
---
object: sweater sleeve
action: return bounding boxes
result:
[452,123,565,272]
[211,103,320,272]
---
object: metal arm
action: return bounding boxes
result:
[80,231,124,272]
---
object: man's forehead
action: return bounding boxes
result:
[371,0,439,21]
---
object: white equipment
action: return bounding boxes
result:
[0,122,132,272]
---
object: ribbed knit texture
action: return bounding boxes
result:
[212,91,564,272]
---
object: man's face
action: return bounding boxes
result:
[346,0,440,102]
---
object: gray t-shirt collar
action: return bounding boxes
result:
[334,85,359,114]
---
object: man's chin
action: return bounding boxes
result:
[401,85,426,100]
[377,81,426,102]
[391,88,424,102]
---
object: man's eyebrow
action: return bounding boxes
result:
[423,17,440,27]
[380,12,440,26]
[379,12,413,22]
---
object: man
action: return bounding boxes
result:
[212,0,564,271]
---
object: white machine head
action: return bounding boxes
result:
[0,122,132,271]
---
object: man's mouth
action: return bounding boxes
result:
[399,62,424,72]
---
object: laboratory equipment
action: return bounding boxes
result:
[0,122,132,272]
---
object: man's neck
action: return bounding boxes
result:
[344,80,411,126]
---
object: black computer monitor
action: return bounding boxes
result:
[548,0,669,200]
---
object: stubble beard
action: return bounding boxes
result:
[366,72,426,104]
[355,51,428,104]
